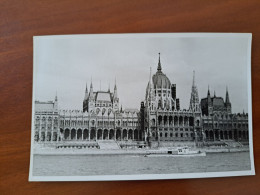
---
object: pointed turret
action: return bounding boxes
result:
[225,86,231,113]
[157,53,162,72]
[113,77,119,111]
[189,71,200,112]
[214,90,216,98]
[225,86,230,104]
[89,78,94,100]
[207,85,210,97]
[84,82,88,100]
[114,78,118,99]
[192,70,195,87]
[149,67,154,97]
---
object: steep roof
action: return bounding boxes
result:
[95,91,112,102]
[35,101,54,111]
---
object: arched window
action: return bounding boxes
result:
[196,120,200,126]
[158,100,162,108]
[102,108,106,115]
[96,108,100,115]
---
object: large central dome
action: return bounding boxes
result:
[152,54,171,89]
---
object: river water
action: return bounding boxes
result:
[33,152,251,176]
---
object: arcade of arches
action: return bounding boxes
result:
[60,128,141,141]
[204,129,249,141]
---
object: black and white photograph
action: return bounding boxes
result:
[29,33,254,181]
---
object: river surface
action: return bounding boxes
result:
[33,152,251,176]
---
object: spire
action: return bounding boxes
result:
[157,53,162,72]
[108,82,110,92]
[114,77,118,99]
[192,70,195,87]
[147,67,154,101]
[226,86,230,104]
[207,85,210,96]
[90,77,93,89]
[84,82,88,100]
[89,78,94,99]
[189,71,200,112]
[214,90,216,97]
[120,104,123,112]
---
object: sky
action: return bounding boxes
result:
[33,34,251,113]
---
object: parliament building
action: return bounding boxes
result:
[33,54,249,148]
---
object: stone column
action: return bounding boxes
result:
[51,114,54,142]
[45,115,47,142]
[82,131,83,140]
[39,115,42,142]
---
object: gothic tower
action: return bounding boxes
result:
[54,92,58,111]
[83,82,88,112]
[189,71,200,112]
[88,80,95,113]
[225,86,232,113]
[113,79,119,111]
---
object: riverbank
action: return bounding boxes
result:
[34,146,249,156]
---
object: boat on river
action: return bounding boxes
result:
[144,146,206,157]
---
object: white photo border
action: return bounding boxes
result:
[29,33,255,182]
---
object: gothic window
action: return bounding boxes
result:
[102,108,106,115]
[96,108,100,115]
[54,118,58,125]
[158,100,161,108]
[151,119,155,126]
[108,109,112,115]
[196,120,200,126]
[158,115,162,125]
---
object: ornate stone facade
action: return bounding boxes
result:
[201,89,248,143]
[34,82,141,143]
[142,54,202,144]
[33,54,249,146]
